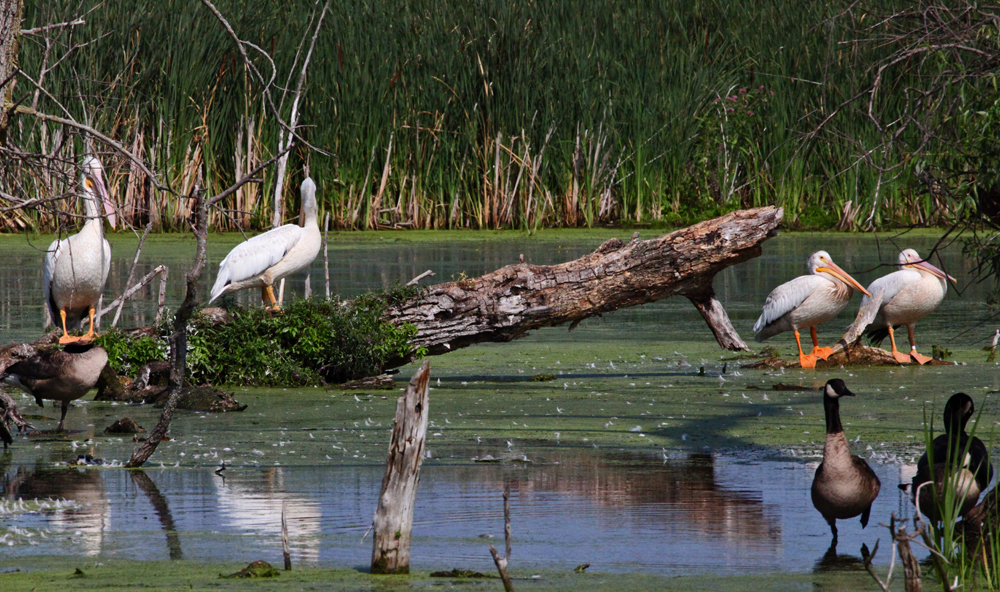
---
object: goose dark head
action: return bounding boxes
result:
[824,379,855,399]
[943,393,974,434]
[822,379,855,435]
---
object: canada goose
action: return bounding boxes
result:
[910,393,992,522]
[209,178,321,311]
[811,379,881,542]
[44,156,116,344]
[754,251,870,368]
[0,343,108,431]
[862,249,956,364]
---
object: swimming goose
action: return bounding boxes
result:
[911,393,992,522]
[754,251,870,368]
[862,249,955,364]
[209,178,321,310]
[1,343,108,431]
[811,379,881,543]
[44,156,117,343]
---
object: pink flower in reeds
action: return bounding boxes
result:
[726,108,735,113]
[739,87,747,94]
[747,110,755,116]
[727,96,737,102]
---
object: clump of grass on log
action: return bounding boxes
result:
[94,286,423,387]
[95,330,168,376]
[187,286,423,386]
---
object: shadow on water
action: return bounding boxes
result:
[130,471,183,560]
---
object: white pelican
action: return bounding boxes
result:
[811,379,880,544]
[753,251,870,368]
[44,156,117,344]
[862,248,955,364]
[909,393,992,523]
[209,177,321,310]
[1,343,108,431]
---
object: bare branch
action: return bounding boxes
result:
[20,18,86,36]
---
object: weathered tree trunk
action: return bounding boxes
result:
[126,187,208,468]
[388,206,782,358]
[0,0,22,141]
[371,360,430,575]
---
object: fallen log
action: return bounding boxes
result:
[388,206,783,359]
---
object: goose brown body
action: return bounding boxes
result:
[811,379,881,542]
[1,343,108,431]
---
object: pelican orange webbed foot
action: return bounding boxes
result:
[754,251,870,369]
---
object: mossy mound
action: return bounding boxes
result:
[94,286,423,387]
[220,560,280,579]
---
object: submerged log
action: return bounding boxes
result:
[371,361,431,575]
[388,206,783,359]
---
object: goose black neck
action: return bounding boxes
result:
[824,396,843,435]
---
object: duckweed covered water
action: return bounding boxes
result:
[0,229,994,590]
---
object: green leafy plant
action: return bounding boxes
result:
[186,285,423,386]
[94,329,168,376]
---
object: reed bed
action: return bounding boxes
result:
[0,0,967,233]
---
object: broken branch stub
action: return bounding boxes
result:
[388,206,782,359]
[371,360,430,574]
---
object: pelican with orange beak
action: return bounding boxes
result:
[862,249,956,364]
[754,251,870,368]
[43,156,117,343]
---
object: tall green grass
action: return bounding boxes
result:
[1,0,961,232]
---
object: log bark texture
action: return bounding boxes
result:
[388,206,782,358]
[0,0,21,140]
[371,360,430,574]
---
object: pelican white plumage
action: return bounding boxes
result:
[44,156,117,344]
[209,178,321,310]
[862,248,955,364]
[754,251,870,368]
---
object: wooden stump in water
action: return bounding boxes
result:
[371,360,430,574]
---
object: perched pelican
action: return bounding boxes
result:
[811,379,881,544]
[754,251,870,368]
[44,156,116,343]
[910,393,992,523]
[862,249,955,364]
[1,343,108,431]
[210,178,321,310]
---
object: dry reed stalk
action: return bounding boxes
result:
[371,134,393,229]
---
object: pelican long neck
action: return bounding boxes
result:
[301,193,318,228]
[824,396,844,435]
[81,192,105,238]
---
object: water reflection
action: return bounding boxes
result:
[0,453,108,555]
[0,449,912,575]
[212,467,323,565]
[129,471,182,560]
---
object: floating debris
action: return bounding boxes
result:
[221,560,280,579]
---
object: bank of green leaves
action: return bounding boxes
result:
[96,287,422,387]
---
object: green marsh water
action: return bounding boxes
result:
[0,229,994,590]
